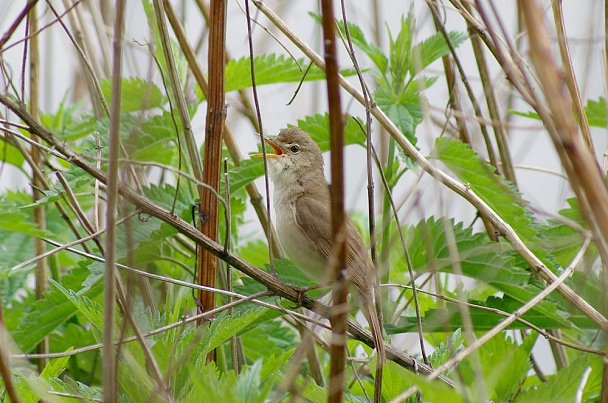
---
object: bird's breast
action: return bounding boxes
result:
[274,198,330,283]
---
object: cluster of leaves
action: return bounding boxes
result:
[0,7,605,403]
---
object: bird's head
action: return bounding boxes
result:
[251,128,324,185]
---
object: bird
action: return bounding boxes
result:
[252,127,384,402]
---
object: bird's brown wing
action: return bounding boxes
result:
[295,192,384,403]
[294,193,333,261]
[295,193,374,293]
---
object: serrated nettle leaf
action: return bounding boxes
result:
[221,54,357,98]
[388,12,415,89]
[40,93,96,142]
[200,308,269,356]
[0,139,25,168]
[561,271,608,318]
[293,113,367,151]
[123,113,177,164]
[374,86,421,146]
[93,113,178,164]
[460,334,531,401]
[335,20,388,74]
[409,31,468,75]
[236,360,264,402]
[228,158,265,194]
[143,183,196,218]
[428,329,464,369]
[100,77,164,113]
[260,350,293,382]
[52,280,104,331]
[516,356,595,403]
[400,370,466,403]
[584,97,606,127]
[396,217,573,328]
[391,298,569,334]
[403,218,526,285]
[40,351,72,380]
[14,261,104,352]
[0,195,51,239]
[240,317,299,363]
[434,137,553,266]
[512,97,607,128]
[294,376,327,403]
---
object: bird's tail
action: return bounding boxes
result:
[363,299,385,403]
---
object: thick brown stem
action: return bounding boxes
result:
[198,0,227,338]
[319,1,348,401]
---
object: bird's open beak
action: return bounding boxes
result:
[250,138,283,159]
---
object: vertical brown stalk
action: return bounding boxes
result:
[103,0,126,401]
[28,2,49,372]
[602,2,608,402]
[320,0,347,401]
[552,0,594,155]
[198,0,227,341]
[428,0,471,144]
[162,0,281,258]
[461,1,517,185]
[521,0,608,262]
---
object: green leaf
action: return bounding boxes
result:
[410,31,468,75]
[201,308,269,355]
[377,360,412,401]
[541,222,586,270]
[236,360,267,403]
[123,112,178,164]
[52,280,104,331]
[0,193,49,238]
[513,97,607,128]
[93,113,178,165]
[434,137,550,265]
[235,239,270,269]
[293,113,367,151]
[273,257,318,288]
[260,350,293,382]
[391,295,571,333]
[13,262,104,352]
[223,54,357,96]
[294,376,327,403]
[388,12,415,88]
[100,77,164,112]
[516,356,595,403]
[400,370,466,403]
[40,96,96,142]
[334,19,388,74]
[228,158,265,194]
[584,97,606,127]
[241,315,299,362]
[460,334,531,401]
[392,217,572,330]
[0,139,25,168]
[428,329,464,368]
[40,351,72,380]
[374,86,421,145]
[401,217,528,288]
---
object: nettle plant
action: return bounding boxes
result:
[1,2,607,402]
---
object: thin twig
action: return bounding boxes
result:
[244,0,275,276]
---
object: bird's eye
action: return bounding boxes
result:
[289,145,300,153]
